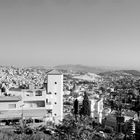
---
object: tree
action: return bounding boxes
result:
[56,115,98,140]
[80,92,91,117]
[104,126,114,134]
[74,99,79,121]
[99,86,106,93]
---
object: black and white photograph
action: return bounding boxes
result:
[0,0,140,139]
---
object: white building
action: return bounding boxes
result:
[0,70,63,124]
[90,96,104,124]
[47,70,63,124]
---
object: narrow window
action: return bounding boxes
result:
[46,99,48,104]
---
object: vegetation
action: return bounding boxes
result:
[0,129,52,140]
[80,92,91,117]
[73,99,79,120]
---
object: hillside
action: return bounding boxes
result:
[72,72,101,81]
[54,64,112,74]
[99,70,140,79]
[122,70,140,77]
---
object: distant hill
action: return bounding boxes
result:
[26,66,51,70]
[122,70,140,77]
[99,70,140,78]
[72,72,101,81]
[54,64,113,74]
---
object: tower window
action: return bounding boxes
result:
[46,99,48,103]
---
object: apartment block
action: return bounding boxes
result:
[0,70,63,124]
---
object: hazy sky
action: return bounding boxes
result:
[0,0,140,69]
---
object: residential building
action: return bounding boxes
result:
[122,110,138,122]
[47,70,63,124]
[0,70,63,124]
[90,95,104,124]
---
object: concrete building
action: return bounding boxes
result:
[122,110,138,122]
[47,70,63,124]
[0,70,63,124]
[90,96,104,124]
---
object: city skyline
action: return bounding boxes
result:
[0,0,140,70]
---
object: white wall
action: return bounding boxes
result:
[90,98,103,124]
[0,101,22,110]
[47,74,63,124]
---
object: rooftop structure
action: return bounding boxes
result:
[47,69,62,75]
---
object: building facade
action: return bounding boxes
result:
[0,70,63,124]
[47,70,63,124]
[90,96,104,124]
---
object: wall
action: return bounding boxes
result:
[0,101,22,110]
[47,74,63,124]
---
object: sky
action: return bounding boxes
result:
[0,0,140,69]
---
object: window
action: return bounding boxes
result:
[9,104,16,109]
[54,114,57,116]
[55,92,57,95]
[54,102,57,104]
[27,90,33,93]
[26,91,33,97]
[35,90,42,96]
[55,82,57,84]
[24,101,45,108]
[46,99,48,104]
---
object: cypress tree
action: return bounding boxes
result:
[74,99,79,115]
[74,99,79,121]
[81,92,91,116]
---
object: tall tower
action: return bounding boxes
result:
[47,70,63,124]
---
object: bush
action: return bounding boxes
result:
[0,130,52,140]
[104,126,114,133]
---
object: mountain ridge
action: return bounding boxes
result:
[98,70,140,78]
[54,64,116,74]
